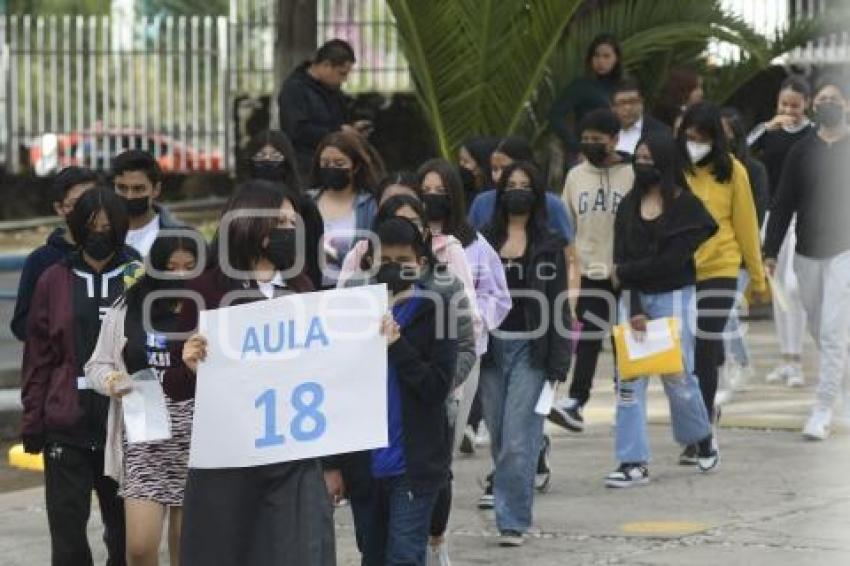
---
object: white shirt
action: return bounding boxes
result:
[125,214,160,257]
[256,271,286,299]
[616,117,644,155]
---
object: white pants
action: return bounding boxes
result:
[773,219,806,356]
[794,251,850,408]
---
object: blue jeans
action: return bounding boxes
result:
[479,338,545,533]
[615,286,711,464]
[350,475,438,566]
[723,270,751,366]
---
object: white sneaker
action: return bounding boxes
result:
[786,363,805,388]
[802,406,832,441]
[733,364,754,388]
[714,388,733,407]
[766,364,791,384]
[427,539,452,566]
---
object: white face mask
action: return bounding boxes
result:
[687,141,712,164]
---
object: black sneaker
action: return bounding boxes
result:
[534,435,551,492]
[478,473,494,509]
[605,463,650,488]
[678,444,698,466]
[498,530,524,547]
[548,401,584,432]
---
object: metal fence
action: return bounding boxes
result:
[714,0,849,65]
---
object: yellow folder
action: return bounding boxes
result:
[612,317,684,381]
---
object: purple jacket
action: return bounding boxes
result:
[464,233,511,356]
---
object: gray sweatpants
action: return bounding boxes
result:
[794,251,850,409]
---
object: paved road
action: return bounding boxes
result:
[1,316,848,564]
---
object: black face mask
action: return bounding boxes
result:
[815,102,845,128]
[423,193,452,222]
[84,231,115,261]
[123,196,151,218]
[252,159,286,182]
[376,261,418,294]
[265,228,297,271]
[501,190,536,216]
[459,166,477,193]
[580,142,609,167]
[633,163,662,187]
[318,167,351,191]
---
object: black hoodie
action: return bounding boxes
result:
[278,61,350,173]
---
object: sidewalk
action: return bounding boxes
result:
[1,320,848,564]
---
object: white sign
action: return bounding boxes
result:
[625,318,676,361]
[189,285,389,469]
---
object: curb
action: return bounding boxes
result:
[8,443,43,472]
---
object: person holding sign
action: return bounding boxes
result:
[21,187,140,565]
[334,216,458,566]
[86,228,203,566]
[162,181,336,565]
[478,162,572,548]
[608,133,719,488]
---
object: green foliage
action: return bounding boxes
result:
[389,0,823,159]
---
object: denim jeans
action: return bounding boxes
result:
[350,475,438,566]
[479,338,545,533]
[615,286,712,464]
[723,270,751,367]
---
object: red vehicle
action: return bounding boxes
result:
[30,129,224,175]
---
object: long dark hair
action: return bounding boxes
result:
[120,227,203,320]
[461,136,500,188]
[626,133,689,233]
[585,32,623,81]
[237,129,301,190]
[488,161,549,251]
[310,130,385,194]
[654,66,702,128]
[363,195,437,270]
[417,158,476,247]
[494,136,535,163]
[210,180,301,277]
[376,170,420,203]
[67,185,129,254]
[720,107,750,162]
[677,101,733,183]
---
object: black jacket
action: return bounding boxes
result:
[331,288,457,498]
[614,189,717,317]
[12,229,141,341]
[278,62,349,173]
[482,228,573,383]
[764,131,850,260]
[641,115,671,139]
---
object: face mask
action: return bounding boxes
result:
[459,167,476,192]
[815,102,845,128]
[501,190,536,215]
[423,193,451,222]
[84,231,115,261]
[580,142,609,167]
[376,261,418,294]
[318,167,351,191]
[265,228,297,271]
[633,163,662,187]
[686,141,713,164]
[252,159,286,182]
[123,196,150,218]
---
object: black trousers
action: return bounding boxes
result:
[180,458,335,566]
[695,277,739,421]
[569,277,618,407]
[43,442,126,566]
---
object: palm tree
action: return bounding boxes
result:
[387,0,822,160]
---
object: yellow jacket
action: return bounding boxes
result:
[686,157,767,292]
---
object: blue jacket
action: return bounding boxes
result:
[467,189,574,242]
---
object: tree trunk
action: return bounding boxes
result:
[271,0,317,128]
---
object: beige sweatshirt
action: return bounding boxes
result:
[562,159,634,279]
